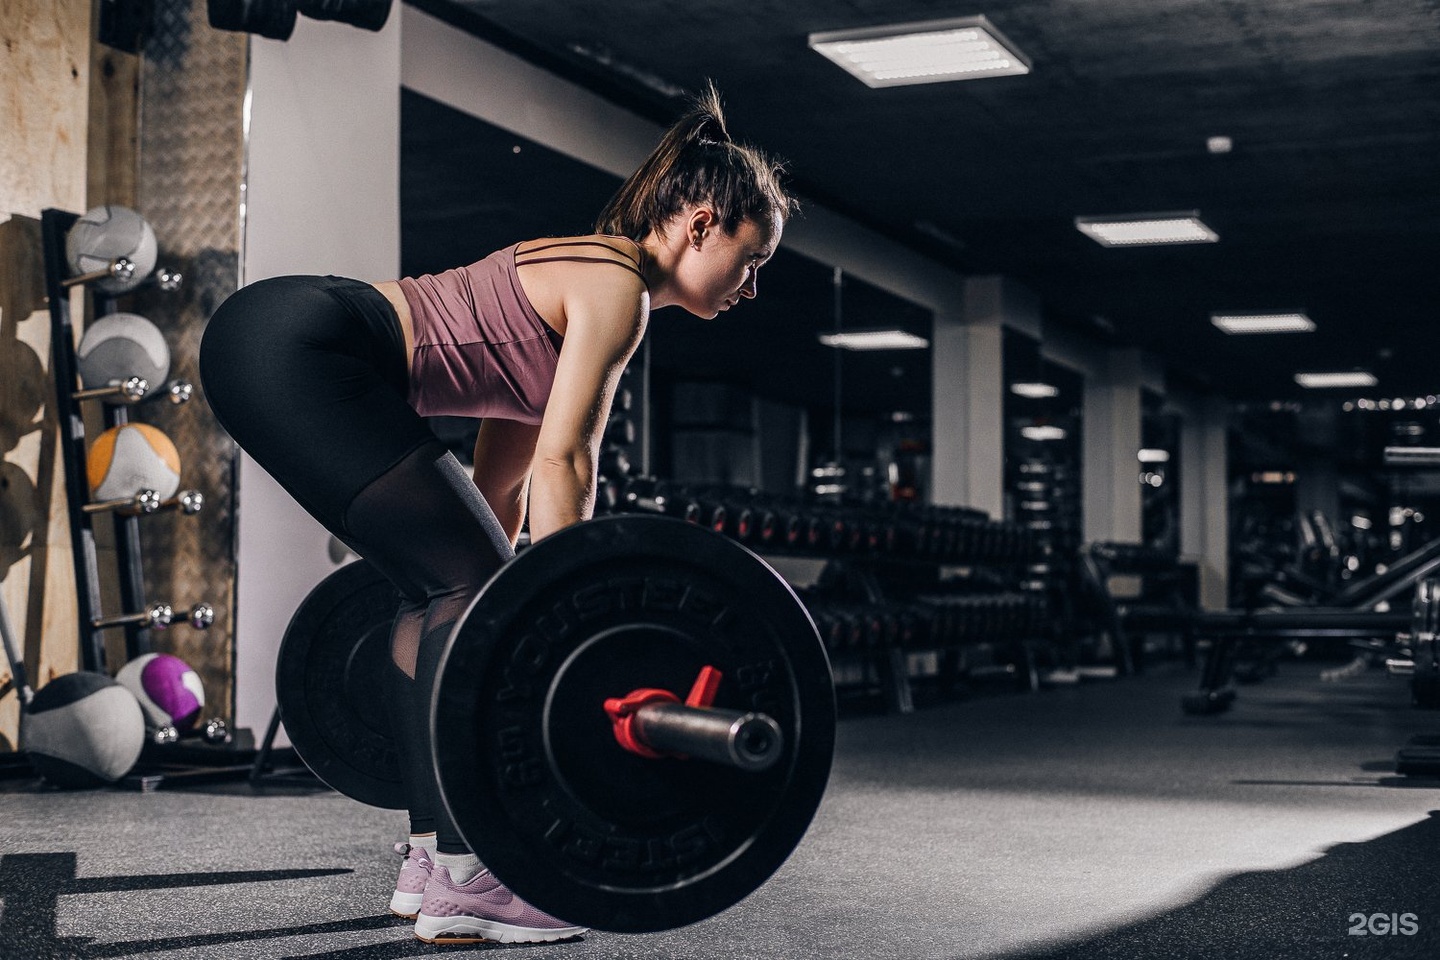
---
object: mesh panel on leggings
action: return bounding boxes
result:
[342,443,514,849]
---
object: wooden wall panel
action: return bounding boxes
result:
[0,0,92,750]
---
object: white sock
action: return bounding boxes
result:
[408,832,437,854]
[434,851,483,884]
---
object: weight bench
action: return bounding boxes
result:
[1181,606,1414,715]
[1074,542,1197,676]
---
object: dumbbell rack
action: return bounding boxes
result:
[38,208,205,674]
[596,350,645,510]
[606,478,1048,714]
[809,519,1048,714]
[1010,455,1083,677]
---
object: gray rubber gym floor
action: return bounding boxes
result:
[3,660,1437,960]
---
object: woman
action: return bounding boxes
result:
[199,84,795,945]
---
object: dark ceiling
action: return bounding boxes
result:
[403,0,1440,403]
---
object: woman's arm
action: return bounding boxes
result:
[528,276,647,541]
[471,418,542,547]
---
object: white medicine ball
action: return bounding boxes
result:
[76,312,171,397]
[24,673,146,788]
[65,205,158,294]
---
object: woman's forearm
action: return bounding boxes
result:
[473,472,527,548]
[527,456,595,541]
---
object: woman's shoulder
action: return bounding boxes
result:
[514,234,648,295]
[515,233,642,264]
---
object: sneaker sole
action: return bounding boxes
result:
[389,890,424,920]
[413,915,587,944]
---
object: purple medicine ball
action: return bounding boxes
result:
[117,653,205,730]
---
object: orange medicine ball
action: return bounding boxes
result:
[87,423,182,501]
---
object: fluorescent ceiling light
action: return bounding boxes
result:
[1021,425,1067,441]
[1384,447,1440,466]
[1137,449,1171,463]
[1011,382,1058,398]
[818,329,930,351]
[1211,313,1315,334]
[808,16,1030,88]
[1295,371,1377,389]
[1075,212,1218,247]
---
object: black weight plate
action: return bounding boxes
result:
[275,560,406,809]
[433,514,835,933]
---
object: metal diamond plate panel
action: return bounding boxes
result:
[133,0,246,724]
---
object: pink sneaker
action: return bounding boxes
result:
[388,843,433,919]
[413,865,587,944]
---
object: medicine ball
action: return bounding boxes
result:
[0,461,41,577]
[87,423,182,501]
[65,205,158,294]
[23,672,146,788]
[117,653,205,730]
[77,313,171,398]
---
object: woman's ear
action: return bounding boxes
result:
[688,207,717,250]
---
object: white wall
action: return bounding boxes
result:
[233,14,401,744]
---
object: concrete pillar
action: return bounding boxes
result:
[1295,459,1340,526]
[932,277,1039,517]
[1083,349,1145,545]
[931,308,1001,515]
[1179,396,1231,609]
[1294,406,1340,526]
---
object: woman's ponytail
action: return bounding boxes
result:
[595,82,794,241]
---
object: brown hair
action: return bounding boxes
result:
[595,82,798,241]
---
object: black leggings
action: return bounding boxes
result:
[199,275,511,852]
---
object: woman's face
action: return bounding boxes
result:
[674,209,782,319]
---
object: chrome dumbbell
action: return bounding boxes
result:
[73,376,149,404]
[93,601,212,632]
[150,716,229,746]
[165,380,194,405]
[186,603,216,630]
[83,489,204,517]
[94,602,174,631]
[63,258,137,289]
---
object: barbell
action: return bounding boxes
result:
[276,514,836,933]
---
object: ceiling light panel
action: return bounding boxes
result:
[1010,382,1059,398]
[1295,371,1377,389]
[1385,447,1440,466]
[1211,313,1315,334]
[818,329,930,351]
[1075,213,1218,247]
[808,16,1031,88]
